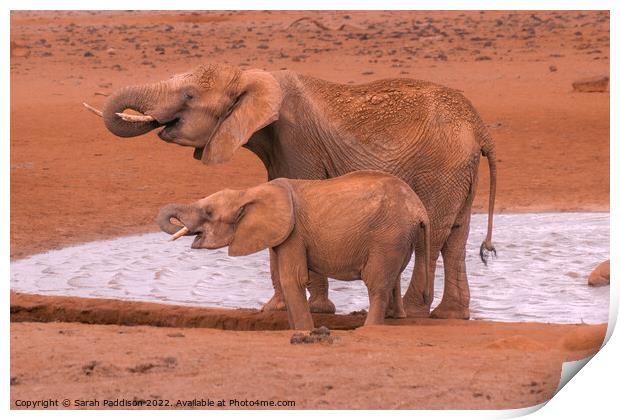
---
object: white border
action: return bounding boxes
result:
[3,1,616,419]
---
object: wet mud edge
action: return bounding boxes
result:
[10,292,374,331]
[11,291,514,331]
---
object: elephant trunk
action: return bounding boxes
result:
[103,84,162,137]
[157,203,201,236]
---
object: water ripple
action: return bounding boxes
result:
[10,213,609,324]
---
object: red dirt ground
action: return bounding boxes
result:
[10,10,609,410]
[10,293,607,409]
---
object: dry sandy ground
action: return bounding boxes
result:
[10,293,607,410]
[10,10,609,259]
[9,10,609,410]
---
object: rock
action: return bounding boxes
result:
[82,360,98,375]
[572,76,609,92]
[549,64,557,72]
[290,326,333,344]
[290,332,307,344]
[311,326,330,336]
[587,260,610,286]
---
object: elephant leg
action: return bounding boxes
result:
[431,199,474,320]
[275,242,314,331]
[307,271,336,314]
[280,279,313,330]
[261,248,287,312]
[262,254,335,314]
[403,234,443,318]
[362,258,398,325]
[385,274,407,319]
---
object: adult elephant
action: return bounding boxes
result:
[89,63,497,319]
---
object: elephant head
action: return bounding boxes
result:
[97,64,283,165]
[157,180,294,256]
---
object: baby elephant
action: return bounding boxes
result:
[158,170,430,330]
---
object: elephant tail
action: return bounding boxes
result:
[420,217,432,306]
[478,128,497,265]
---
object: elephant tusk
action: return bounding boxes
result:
[82,102,103,117]
[115,112,156,123]
[170,226,189,241]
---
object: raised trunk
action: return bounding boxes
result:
[103,84,161,137]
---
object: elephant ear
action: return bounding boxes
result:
[229,180,295,257]
[202,70,283,165]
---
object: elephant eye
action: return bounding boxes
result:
[183,92,194,101]
[201,207,213,220]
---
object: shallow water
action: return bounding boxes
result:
[11,213,609,324]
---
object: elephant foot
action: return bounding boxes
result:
[385,306,407,319]
[404,303,431,318]
[308,297,336,314]
[430,302,470,320]
[261,294,287,312]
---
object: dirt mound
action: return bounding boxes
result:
[562,324,607,352]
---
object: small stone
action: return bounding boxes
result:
[290,332,306,344]
[82,360,98,375]
[162,356,177,367]
[290,328,334,344]
[83,51,94,57]
[588,260,610,286]
[549,64,558,72]
[311,326,330,336]
[127,363,156,373]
